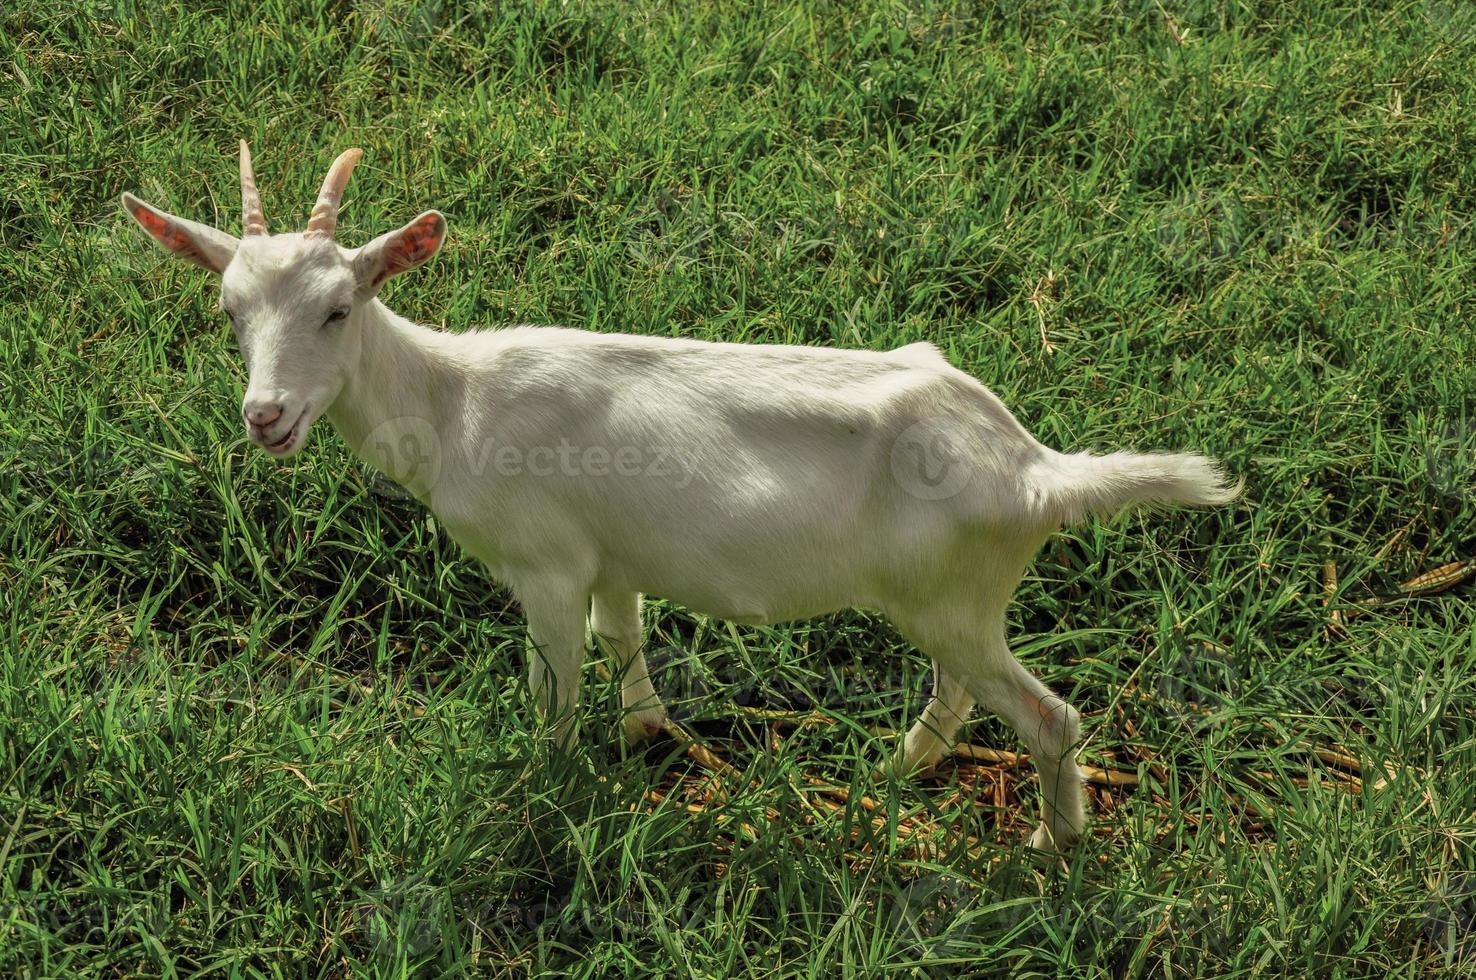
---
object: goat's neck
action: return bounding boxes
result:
[326,299,460,497]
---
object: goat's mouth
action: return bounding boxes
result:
[256,407,310,457]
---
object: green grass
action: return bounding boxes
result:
[3,0,1476,975]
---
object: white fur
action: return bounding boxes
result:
[122,173,1239,854]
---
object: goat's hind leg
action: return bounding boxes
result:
[963,634,1086,853]
[590,590,667,742]
[888,662,975,776]
[894,611,1086,853]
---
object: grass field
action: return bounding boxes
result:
[4,0,1476,975]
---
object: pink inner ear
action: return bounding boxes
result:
[375,215,444,287]
[133,205,205,262]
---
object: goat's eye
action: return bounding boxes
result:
[324,307,350,327]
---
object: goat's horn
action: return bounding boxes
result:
[303,147,363,239]
[239,140,267,237]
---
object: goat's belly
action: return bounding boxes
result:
[590,512,893,623]
[639,584,857,625]
[603,556,874,625]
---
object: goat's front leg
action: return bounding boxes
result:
[590,590,667,742]
[519,579,589,749]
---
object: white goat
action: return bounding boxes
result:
[122,144,1238,852]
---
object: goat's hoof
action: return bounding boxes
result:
[872,758,910,782]
[1027,822,1080,857]
[875,737,949,781]
[907,750,947,777]
[875,754,940,782]
[622,710,668,744]
[1027,823,1055,852]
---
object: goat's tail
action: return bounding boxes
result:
[1029,449,1242,525]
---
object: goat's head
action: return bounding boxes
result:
[120,142,446,457]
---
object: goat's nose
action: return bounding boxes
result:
[244,402,283,428]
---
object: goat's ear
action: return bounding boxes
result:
[119,193,238,275]
[352,211,446,293]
